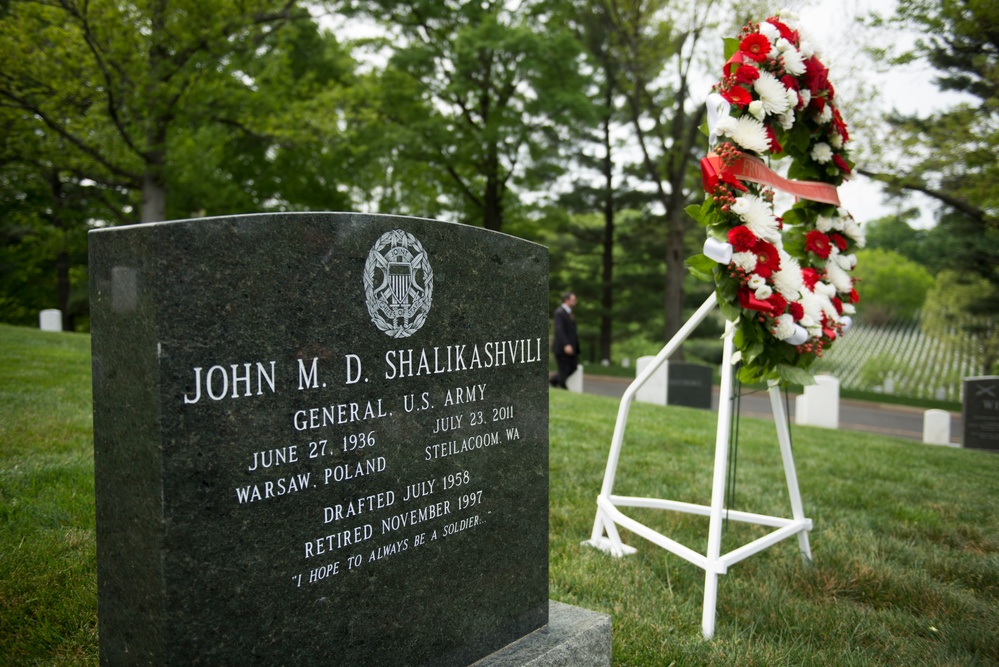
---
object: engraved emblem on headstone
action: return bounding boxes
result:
[364,229,434,338]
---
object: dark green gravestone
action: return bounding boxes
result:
[667,362,713,410]
[90,213,549,666]
[962,376,999,451]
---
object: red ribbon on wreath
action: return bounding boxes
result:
[701,153,841,206]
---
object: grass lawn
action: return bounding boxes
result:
[2,323,998,665]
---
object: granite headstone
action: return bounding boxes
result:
[962,376,999,451]
[90,213,550,665]
[667,362,713,410]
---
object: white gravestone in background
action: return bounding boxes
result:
[795,375,840,429]
[566,365,584,393]
[39,309,62,332]
[923,409,952,445]
[635,356,667,406]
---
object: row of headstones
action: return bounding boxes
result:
[580,356,997,451]
[782,375,999,451]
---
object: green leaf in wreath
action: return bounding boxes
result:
[686,253,718,282]
[685,203,705,225]
[776,363,816,387]
[723,37,740,61]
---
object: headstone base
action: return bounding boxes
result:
[473,600,611,667]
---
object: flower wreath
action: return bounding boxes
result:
[686,13,865,386]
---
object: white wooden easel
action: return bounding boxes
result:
[583,292,812,638]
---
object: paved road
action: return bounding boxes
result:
[581,375,963,446]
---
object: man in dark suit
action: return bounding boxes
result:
[551,291,579,389]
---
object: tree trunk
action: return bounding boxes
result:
[663,220,686,356]
[483,140,503,232]
[142,0,169,224]
[599,106,615,362]
[141,161,168,223]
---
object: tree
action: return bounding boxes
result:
[923,270,999,374]
[344,0,592,232]
[0,0,312,223]
[862,0,999,230]
[852,248,935,324]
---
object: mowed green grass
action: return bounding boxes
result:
[2,323,998,665]
[0,324,97,665]
[551,390,999,665]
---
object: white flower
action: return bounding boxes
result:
[772,256,803,300]
[779,110,795,130]
[754,284,773,300]
[814,281,836,298]
[801,289,825,324]
[754,71,791,116]
[773,313,796,340]
[748,100,766,120]
[825,258,853,293]
[843,216,866,247]
[780,43,806,76]
[800,89,812,108]
[816,215,834,232]
[835,253,857,270]
[818,104,833,124]
[759,22,780,44]
[716,115,770,154]
[785,87,799,110]
[843,303,856,315]
[830,133,843,149]
[747,274,767,290]
[831,213,845,230]
[731,251,758,273]
[811,142,833,163]
[734,194,781,243]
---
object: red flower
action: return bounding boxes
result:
[751,239,781,278]
[765,124,783,154]
[849,287,860,304]
[805,230,832,259]
[740,33,771,62]
[801,268,822,290]
[735,65,760,85]
[720,85,752,108]
[767,292,788,315]
[719,170,748,192]
[830,233,848,251]
[738,286,774,314]
[802,56,829,97]
[831,297,844,315]
[728,225,757,252]
[766,17,796,43]
[831,106,850,142]
[833,154,852,175]
[789,302,804,321]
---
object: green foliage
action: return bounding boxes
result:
[853,248,935,322]
[867,0,999,234]
[923,270,999,374]
[348,0,592,231]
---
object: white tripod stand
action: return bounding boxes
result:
[583,292,813,638]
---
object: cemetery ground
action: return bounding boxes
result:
[2,323,997,666]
